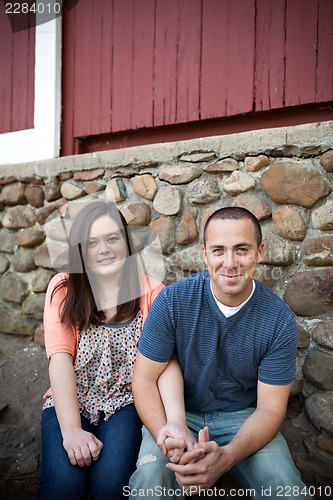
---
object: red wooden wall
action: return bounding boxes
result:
[62,0,333,155]
[0,2,35,134]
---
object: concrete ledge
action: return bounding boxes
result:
[1,121,333,180]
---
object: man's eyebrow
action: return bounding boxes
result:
[208,242,253,249]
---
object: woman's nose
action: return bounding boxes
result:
[98,240,110,253]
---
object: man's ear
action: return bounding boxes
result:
[202,244,208,266]
[257,242,264,263]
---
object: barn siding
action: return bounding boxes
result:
[60,0,333,155]
[0,3,35,134]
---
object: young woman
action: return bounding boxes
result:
[35,201,167,500]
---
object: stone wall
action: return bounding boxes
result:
[1,121,333,493]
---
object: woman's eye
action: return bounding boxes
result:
[88,240,96,247]
[108,236,119,243]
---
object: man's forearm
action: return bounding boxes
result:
[132,377,167,440]
[222,406,285,470]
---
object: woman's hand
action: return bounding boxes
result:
[157,422,197,463]
[63,428,104,467]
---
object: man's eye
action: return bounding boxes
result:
[213,249,223,254]
[237,248,248,254]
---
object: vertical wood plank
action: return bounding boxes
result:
[317,0,333,102]
[73,0,95,137]
[176,0,201,123]
[86,0,113,136]
[201,0,255,119]
[153,0,179,126]
[61,0,77,155]
[0,3,35,134]
[131,0,155,129]
[285,0,318,106]
[255,0,285,111]
[111,0,135,132]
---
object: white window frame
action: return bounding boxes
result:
[0,5,62,165]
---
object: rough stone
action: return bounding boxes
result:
[261,162,331,208]
[34,240,68,271]
[151,217,175,254]
[205,158,239,173]
[60,181,85,200]
[24,185,44,208]
[0,182,26,205]
[261,230,296,266]
[272,207,306,241]
[30,269,55,293]
[159,165,202,184]
[22,294,46,321]
[320,150,333,172]
[254,264,277,290]
[104,165,140,179]
[303,347,333,390]
[84,180,106,195]
[179,152,216,163]
[311,205,333,230]
[44,217,72,242]
[35,200,63,224]
[311,322,333,350]
[223,171,255,196]
[0,272,28,304]
[34,325,45,346]
[73,168,104,181]
[0,228,18,253]
[17,227,46,248]
[303,236,333,266]
[58,172,72,181]
[297,323,310,349]
[44,178,61,201]
[244,155,269,172]
[232,194,272,221]
[317,435,333,455]
[153,186,182,215]
[284,269,333,317]
[0,300,36,335]
[186,177,220,204]
[289,379,303,398]
[105,178,127,202]
[0,176,16,185]
[137,249,167,284]
[171,245,205,272]
[2,205,36,229]
[133,174,157,200]
[0,254,10,274]
[120,202,151,226]
[177,210,198,245]
[12,248,36,272]
[305,392,333,435]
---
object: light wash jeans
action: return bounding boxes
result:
[128,408,312,500]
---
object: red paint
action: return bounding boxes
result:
[0,2,35,134]
[60,0,333,156]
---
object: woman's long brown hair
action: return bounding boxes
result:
[51,202,141,330]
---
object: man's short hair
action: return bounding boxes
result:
[203,207,262,248]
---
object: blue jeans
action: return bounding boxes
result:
[35,404,142,500]
[128,408,312,499]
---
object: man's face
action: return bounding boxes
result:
[202,218,264,307]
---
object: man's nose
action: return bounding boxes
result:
[223,250,237,268]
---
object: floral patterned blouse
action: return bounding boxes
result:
[43,310,143,424]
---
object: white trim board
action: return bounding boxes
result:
[0,6,62,165]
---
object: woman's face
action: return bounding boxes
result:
[85,215,128,279]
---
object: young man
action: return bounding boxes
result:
[128,207,311,499]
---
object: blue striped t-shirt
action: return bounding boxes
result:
[138,271,297,412]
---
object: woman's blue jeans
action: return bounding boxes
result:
[128,408,312,499]
[35,404,142,500]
